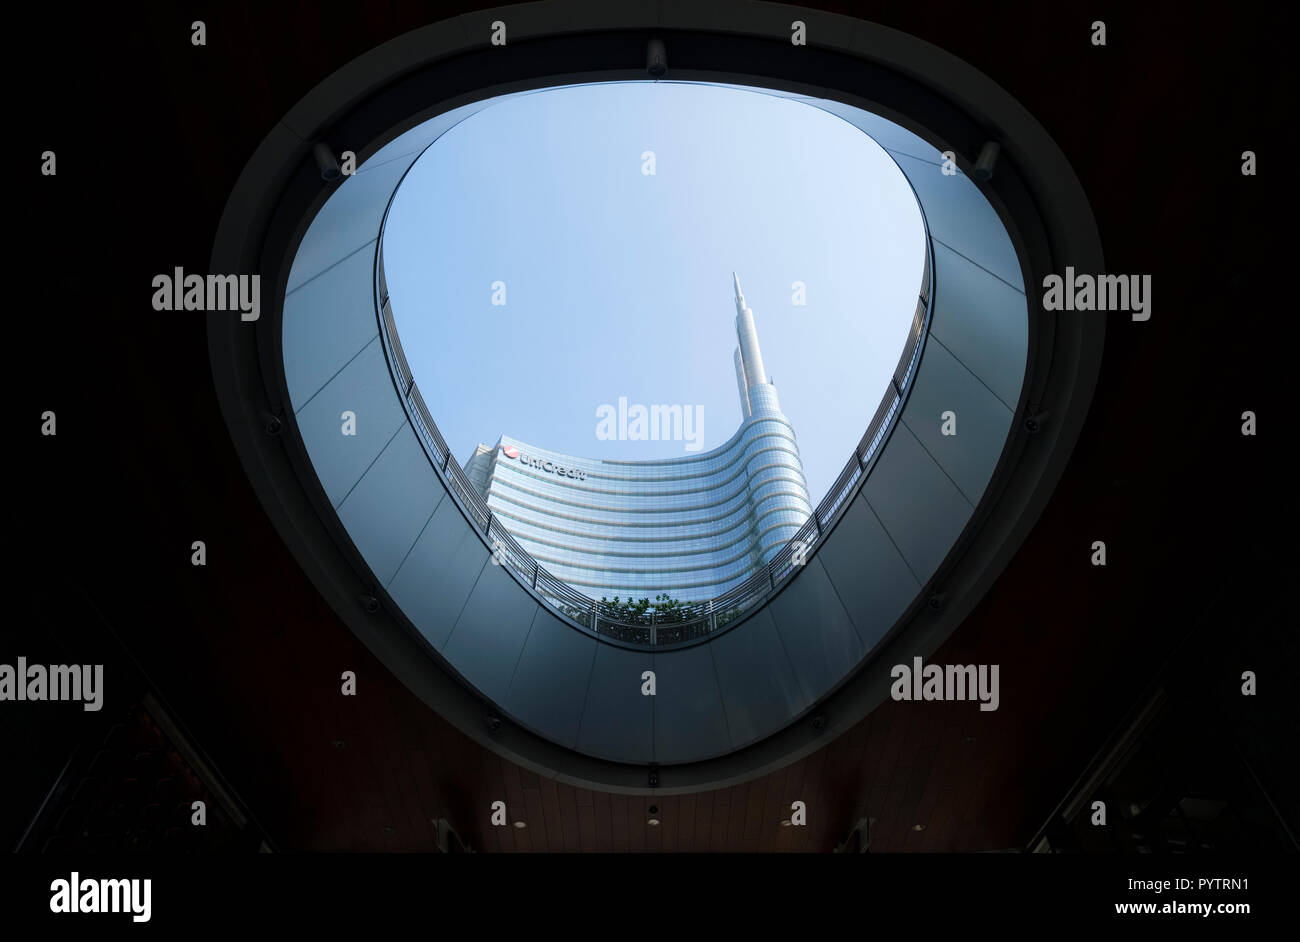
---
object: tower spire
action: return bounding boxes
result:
[734,347,751,418]
[733,273,768,395]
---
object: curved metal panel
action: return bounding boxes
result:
[284,79,1020,763]
[890,151,1023,291]
[816,493,921,650]
[861,421,973,585]
[927,241,1029,411]
[387,496,488,650]
[651,643,731,763]
[442,563,541,705]
[709,605,808,749]
[900,334,1015,506]
[286,162,402,293]
[506,608,599,748]
[336,423,445,585]
[576,643,654,763]
[294,339,406,508]
[768,557,864,701]
[284,245,382,412]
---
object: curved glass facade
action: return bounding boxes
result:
[464,276,812,602]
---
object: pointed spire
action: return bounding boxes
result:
[734,346,751,418]
[733,273,768,397]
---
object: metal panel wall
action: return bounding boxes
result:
[900,336,1015,506]
[769,558,865,701]
[295,339,407,508]
[576,643,655,763]
[816,493,922,649]
[283,244,381,412]
[506,609,599,749]
[651,643,731,763]
[927,241,1028,411]
[336,423,446,585]
[282,82,1031,766]
[890,151,1023,290]
[442,563,542,706]
[709,606,809,749]
[387,498,488,651]
[861,421,974,587]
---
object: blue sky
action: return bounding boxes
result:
[383,81,925,505]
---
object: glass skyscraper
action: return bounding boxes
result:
[464,276,812,603]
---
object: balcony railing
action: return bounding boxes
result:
[373,236,933,648]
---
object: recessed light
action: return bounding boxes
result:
[780,819,793,827]
[513,821,527,829]
[912,823,925,831]
[647,818,661,827]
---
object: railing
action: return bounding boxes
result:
[374,237,933,648]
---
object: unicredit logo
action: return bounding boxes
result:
[502,444,586,481]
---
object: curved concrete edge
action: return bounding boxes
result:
[208,1,1105,793]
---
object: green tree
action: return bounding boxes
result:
[597,592,699,625]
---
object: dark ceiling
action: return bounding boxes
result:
[7,0,1293,855]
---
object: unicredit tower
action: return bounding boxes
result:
[464,275,812,603]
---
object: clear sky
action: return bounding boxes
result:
[383,81,926,505]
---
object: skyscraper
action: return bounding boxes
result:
[464,275,812,603]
